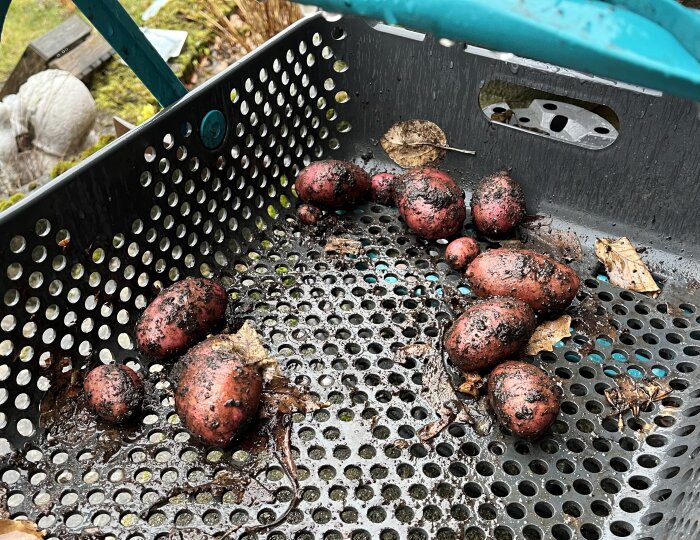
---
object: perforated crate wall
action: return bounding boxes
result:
[1,13,700,540]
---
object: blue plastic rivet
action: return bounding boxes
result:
[200,110,226,149]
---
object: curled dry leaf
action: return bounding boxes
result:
[604,376,672,430]
[457,372,484,399]
[324,237,363,257]
[525,315,572,356]
[0,519,45,539]
[418,401,458,442]
[462,396,495,437]
[226,321,282,383]
[392,439,409,449]
[394,343,432,365]
[380,120,447,168]
[595,237,660,296]
[228,322,326,502]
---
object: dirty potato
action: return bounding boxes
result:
[488,361,562,439]
[466,248,580,316]
[135,277,228,359]
[444,297,536,372]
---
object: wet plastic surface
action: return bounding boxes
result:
[0,13,699,540]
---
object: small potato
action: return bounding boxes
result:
[396,167,466,239]
[488,361,562,439]
[471,171,525,236]
[295,160,371,208]
[297,203,323,225]
[466,248,580,316]
[444,298,535,372]
[175,335,263,447]
[84,364,144,423]
[445,237,480,271]
[136,277,227,359]
[370,172,396,205]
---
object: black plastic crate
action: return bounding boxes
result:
[1,13,699,540]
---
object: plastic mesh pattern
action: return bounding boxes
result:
[1,15,699,540]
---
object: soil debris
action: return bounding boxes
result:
[518,216,583,262]
[569,297,618,354]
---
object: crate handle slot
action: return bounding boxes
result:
[479,80,620,150]
[0,0,188,107]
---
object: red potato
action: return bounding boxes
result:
[84,364,144,423]
[370,172,397,205]
[488,361,562,439]
[297,203,323,225]
[175,335,263,447]
[294,160,371,208]
[445,237,480,271]
[396,167,466,239]
[466,248,580,317]
[471,171,526,236]
[135,277,227,359]
[444,298,536,372]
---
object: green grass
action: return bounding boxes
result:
[90,0,236,124]
[0,0,72,81]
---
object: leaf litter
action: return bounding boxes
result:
[518,216,583,262]
[595,237,660,297]
[417,331,495,441]
[0,519,44,539]
[380,120,475,168]
[604,376,672,431]
[525,315,572,356]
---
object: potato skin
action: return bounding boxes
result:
[471,171,526,236]
[297,203,323,225]
[445,237,480,271]
[370,172,396,205]
[175,335,263,447]
[294,160,371,208]
[396,167,466,239]
[84,364,144,423]
[466,248,580,316]
[488,361,562,439]
[135,277,227,359]
[444,298,535,372]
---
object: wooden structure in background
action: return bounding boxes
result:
[0,15,113,98]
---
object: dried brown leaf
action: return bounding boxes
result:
[225,321,281,382]
[392,439,409,449]
[0,519,44,539]
[595,237,660,296]
[418,402,457,442]
[605,376,672,425]
[380,120,447,167]
[457,372,484,399]
[525,315,572,356]
[395,343,432,365]
[324,237,363,257]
